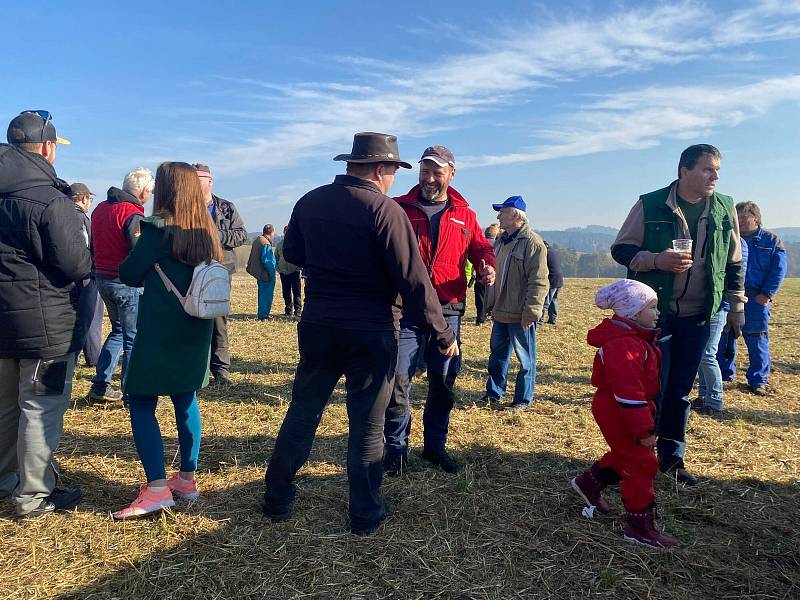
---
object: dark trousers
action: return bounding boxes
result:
[263,322,398,531]
[474,282,488,323]
[539,286,561,324]
[280,272,302,315]
[78,279,104,366]
[210,272,233,376]
[655,313,710,472]
[384,316,461,457]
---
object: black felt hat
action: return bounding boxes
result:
[333,132,412,168]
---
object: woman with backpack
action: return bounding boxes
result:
[113,161,224,519]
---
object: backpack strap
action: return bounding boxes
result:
[153,263,186,302]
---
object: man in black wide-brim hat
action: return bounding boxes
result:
[261,132,458,535]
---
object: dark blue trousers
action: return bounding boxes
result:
[655,313,710,472]
[384,316,461,457]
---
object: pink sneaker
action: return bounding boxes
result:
[112,485,175,520]
[167,473,200,500]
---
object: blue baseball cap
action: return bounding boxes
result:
[492,195,526,212]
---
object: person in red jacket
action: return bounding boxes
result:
[571,279,678,549]
[383,145,496,475]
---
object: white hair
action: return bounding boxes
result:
[122,167,155,196]
[509,207,528,225]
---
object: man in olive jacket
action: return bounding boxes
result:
[483,196,549,411]
[261,132,457,536]
[0,111,92,518]
[611,144,745,485]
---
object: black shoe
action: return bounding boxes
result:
[481,395,501,405]
[261,502,291,523]
[351,501,390,536]
[694,404,724,419]
[212,372,232,386]
[88,387,123,402]
[749,384,769,396]
[284,309,293,317]
[21,487,81,519]
[422,448,461,474]
[258,316,272,322]
[383,453,407,477]
[663,467,698,486]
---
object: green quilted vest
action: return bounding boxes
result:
[627,185,735,319]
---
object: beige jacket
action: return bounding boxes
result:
[489,226,549,324]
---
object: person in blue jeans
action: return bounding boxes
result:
[717,202,787,395]
[697,240,749,416]
[89,168,153,401]
[483,196,549,411]
[257,226,277,320]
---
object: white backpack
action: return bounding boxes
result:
[154,261,231,319]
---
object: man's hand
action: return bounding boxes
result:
[478,259,496,286]
[726,311,744,337]
[654,249,692,273]
[439,340,460,358]
[521,316,535,328]
[754,293,771,305]
[640,434,656,448]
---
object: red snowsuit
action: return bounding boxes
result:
[588,316,661,512]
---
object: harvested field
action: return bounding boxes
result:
[2,275,798,599]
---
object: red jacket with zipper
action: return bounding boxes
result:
[395,185,495,307]
[587,316,661,439]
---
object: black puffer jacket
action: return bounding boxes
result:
[0,144,93,359]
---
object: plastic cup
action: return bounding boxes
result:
[672,239,693,253]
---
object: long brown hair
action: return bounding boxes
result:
[153,162,224,266]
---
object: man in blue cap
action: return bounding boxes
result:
[483,196,549,411]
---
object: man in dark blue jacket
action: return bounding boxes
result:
[539,241,564,325]
[718,202,787,395]
[0,111,92,518]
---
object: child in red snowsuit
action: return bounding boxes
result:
[572,279,677,548]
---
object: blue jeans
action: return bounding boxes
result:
[257,280,275,319]
[485,321,536,405]
[128,391,201,482]
[91,278,140,394]
[697,307,728,410]
[655,313,710,472]
[384,315,461,457]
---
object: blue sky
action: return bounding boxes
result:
[3,0,800,232]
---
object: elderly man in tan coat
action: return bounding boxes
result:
[483,196,549,411]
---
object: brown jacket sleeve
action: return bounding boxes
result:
[376,199,455,349]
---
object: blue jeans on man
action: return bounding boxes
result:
[91,277,140,395]
[539,286,561,325]
[384,315,461,459]
[485,321,536,406]
[697,307,728,411]
[655,313,710,473]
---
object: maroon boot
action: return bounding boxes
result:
[571,463,611,516]
[623,504,678,549]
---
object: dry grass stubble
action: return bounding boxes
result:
[1,275,798,599]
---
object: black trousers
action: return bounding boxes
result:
[210,272,233,376]
[474,281,488,323]
[280,272,302,315]
[263,322,398,531]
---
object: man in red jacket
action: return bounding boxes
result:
[384,146,496,474]
[90,167,153,402]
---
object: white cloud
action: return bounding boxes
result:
[173,1,800,175]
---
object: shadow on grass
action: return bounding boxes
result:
[46,444,800,600]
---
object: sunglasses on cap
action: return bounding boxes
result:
[21,110,70,145]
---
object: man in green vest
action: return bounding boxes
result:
[611,144,746,485]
